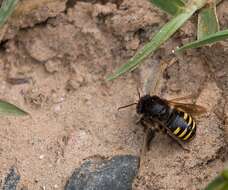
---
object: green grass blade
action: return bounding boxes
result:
[222,170,228,180]
[177,29,228,51]
[108,0,208,80]
[107,0,209,80]
[204,170,228,190]
[149,0,185,15]
[0,100,28,116]
[197,1,219,39]
[0,0,19,27]
[221,184,228,190]
[108,13,192,80]
[204,176,226,190]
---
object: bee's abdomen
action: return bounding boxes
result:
[168,110,196,141]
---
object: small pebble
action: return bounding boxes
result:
[39,155,45,160]
[3,167,20,190]
[53,104,61,112]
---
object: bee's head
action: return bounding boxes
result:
[118,89,167,117]
[136,95,168,117]
[136,95,153,114]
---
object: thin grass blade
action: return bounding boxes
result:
[204,170,228,190]
[107,0,210,80]
[0,0,19,27]
[108,13,191,80]
[222,170,228,179]
[197,1,219,39]
[149,0,185,15]
[0,100,28,116]
[177,29,228,51]
[204,176,227,190]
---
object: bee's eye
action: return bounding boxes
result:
[161,108,166,113]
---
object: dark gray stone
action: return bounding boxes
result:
[3,167,20,190]
[65,155,139,190]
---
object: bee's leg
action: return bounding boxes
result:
[144,127,156,151]
[136,117,147,132]
[140,126,156,169]
[157,124,167,134]
[135,117,143,126]
[176,140,190,152]
[167,134,190,152]
[139,118,158,150]
[139,125,158,174]
[137,118,158,169]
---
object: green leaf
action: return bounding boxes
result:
[0,0,19,27]
[222,170,228,180]
[107,0,209,80]
[204,176,226,190]
[221,184,228,190]
[204,170,228,190]
[149,0,185,15]
[177,29,228,51]
[197,1,219,39]
[0,100,28,116]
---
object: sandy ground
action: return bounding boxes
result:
[0,0,228,189]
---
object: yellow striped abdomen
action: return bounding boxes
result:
[169,110,196,141]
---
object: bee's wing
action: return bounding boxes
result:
[168,101,207,115]
[144,60,162,95]
[144,59,177,95]
[168,94,196,102]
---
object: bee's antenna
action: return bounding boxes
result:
[118,103,137,111]
[118,87,140,111]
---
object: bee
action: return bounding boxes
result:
[118,60,206,152]
[139,94,206,149]
[119,93,206,152]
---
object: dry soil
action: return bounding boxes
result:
[0,0,228,190]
